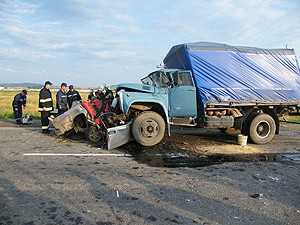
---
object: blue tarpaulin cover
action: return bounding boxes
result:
[164,42,300,106]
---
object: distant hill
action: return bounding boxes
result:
[0,83,43,87]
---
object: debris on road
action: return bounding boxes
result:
[250,193,263,199]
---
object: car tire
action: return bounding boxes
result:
[86,126,103,143]
[248,113,276,144]
[132,111,165,146]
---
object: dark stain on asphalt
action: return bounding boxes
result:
[146,215,157,221]
[122,142,280,168]
[96,222,113,225]
[23,222,35,225]
[58,129,299,168]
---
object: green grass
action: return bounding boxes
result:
[280,115,300,123]
[0,90,88,120]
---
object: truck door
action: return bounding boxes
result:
[169,71,197,117]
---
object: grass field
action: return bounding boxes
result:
[0,90,89,120]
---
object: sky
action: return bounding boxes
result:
[0,0,299,87]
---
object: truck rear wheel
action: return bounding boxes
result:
[248,113,275,144]
[132,111,165,146]
[218,128,228,133]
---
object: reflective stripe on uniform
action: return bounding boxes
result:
[42,125,49,130]
[40,98,52,103]
[38,107,53,111]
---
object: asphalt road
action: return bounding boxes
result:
[0,120,300,225]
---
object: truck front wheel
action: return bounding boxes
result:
[132,111,165,146]
[248,113,276,144]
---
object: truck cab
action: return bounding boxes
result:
[115,69,200,147]
[118,69,198,118]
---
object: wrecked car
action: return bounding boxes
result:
[52,99,128,149]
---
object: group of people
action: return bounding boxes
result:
[88,86,113,103]
[39,81,82,133]
[88,86,114,112]
[12,81,114,133]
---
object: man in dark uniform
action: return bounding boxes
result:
[88,89,95,102]
[104,86,114,104]
[100,86,114,112]
[67,85,82,108]
[39,81,53,133]
[56,83,68,115]
[12,89,27,124]
[96,89,105,102]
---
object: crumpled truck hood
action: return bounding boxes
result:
[116,83,154,93]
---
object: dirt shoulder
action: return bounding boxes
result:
[163,124,300,155]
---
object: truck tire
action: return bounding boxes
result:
[248,113,276,144]
[132,111,165,146]
[218,128,228,133]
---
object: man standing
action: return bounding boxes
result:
[100,86,114,112]
[67,85,82,108]
[12,89,27,124]
[56,83,68,115]
[96,89,105,102]
[88,89,95,102]
[39,81,53,133]
[104,86,114,104]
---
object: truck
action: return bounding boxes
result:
[107,42,300,149]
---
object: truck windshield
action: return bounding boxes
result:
[151,72,170,87]
[141,76,153,85]
[141,72,171,87]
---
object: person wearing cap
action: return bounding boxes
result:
[39,81,53,133]
[67,85,82,108]
[12,89,27,124]
[56,83,68,115]
[88,89,96,102]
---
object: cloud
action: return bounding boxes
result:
[0,0,299,86]
[94,50,137,59]
[0,67,42,76]
[0,47,55,61]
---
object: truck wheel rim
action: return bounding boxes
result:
[255,120,270,138]
[140,119,159,138]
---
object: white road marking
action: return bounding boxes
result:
[23,153,132,157]
[0,127,41,130]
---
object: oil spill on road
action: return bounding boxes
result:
[58,131,299,168]
[122,142,279,168]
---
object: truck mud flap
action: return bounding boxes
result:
[106,122,132,150]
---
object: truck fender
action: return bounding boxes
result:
[128,102,170,135]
